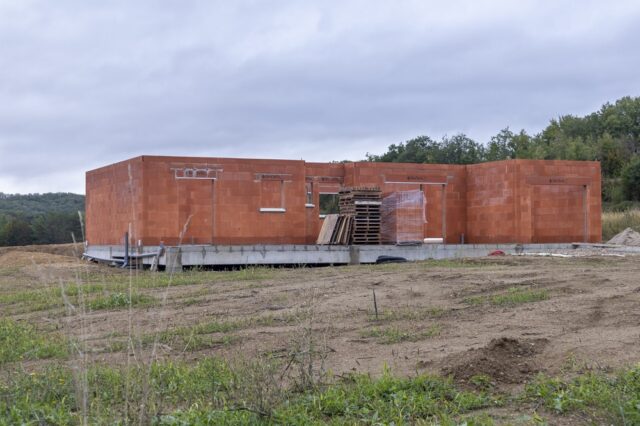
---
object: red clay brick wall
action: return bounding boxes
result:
[347,162,467,243]
[514,160,601,243]
[86,157,144,245]
[466,161,517,243]
[86,157,602,246]
[141,156,308,245]
[466,160,602,243]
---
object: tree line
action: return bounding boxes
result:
[367,96,640,209]
[0,193,84,247]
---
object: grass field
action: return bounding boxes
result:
[1,246,640,424]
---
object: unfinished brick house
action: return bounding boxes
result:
[85,156,601,246]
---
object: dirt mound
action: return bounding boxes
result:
[607,227,640,246]
[0,243,83,258]
[0,250,77,267]
[442,337,548,385]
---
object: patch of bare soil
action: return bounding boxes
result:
[0,250,77,267]
[442,337,548,385]
[3,253,640,397]
[0,243,82,258]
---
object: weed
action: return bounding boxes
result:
[491,288,549,305]
[0,319,67,365]
[134,311,307,353]
[0,283,109,314]
[0,359,498,424]
[88,292,155,310]
[147,311,307,342]
[371,306,446,322]
[525,367,640,424]
[283,289,330,392]
[179,297,200,307]
[464,295,485,305]
[146,325,241,352]
[104,340,128,353]
[361,324,441,344]
[470,374,494,391]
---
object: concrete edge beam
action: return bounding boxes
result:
[85,243,578,268]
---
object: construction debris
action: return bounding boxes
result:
[316,214,352,245]
[316,214,339,244]
[607,227,640,246]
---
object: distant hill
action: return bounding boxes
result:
[0,193,85,219]
[0,193,85,246]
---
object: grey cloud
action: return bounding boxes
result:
[1,0,640,193]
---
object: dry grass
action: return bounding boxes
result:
[601,209,640,241]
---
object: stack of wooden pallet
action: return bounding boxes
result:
[339,187,382,245]
[315,187,382,245]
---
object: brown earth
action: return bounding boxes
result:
[442,337,549,385]
[2,248,640,395]
[0,250,78,267]
[0,243,83,258]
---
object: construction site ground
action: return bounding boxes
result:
[1,244,639,424]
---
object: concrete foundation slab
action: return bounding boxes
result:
[84,243,581,269]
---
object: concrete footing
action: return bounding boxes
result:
[84,243,581,269]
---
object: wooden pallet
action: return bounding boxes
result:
[331,215,353,245]
[337,187,382,245]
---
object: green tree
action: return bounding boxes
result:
[366,136,442,163]
[621,156,640,201]
[599,97,640,147]
[0,217,34,246]
[596,133,627,177]
[486,128,514,161]
[31,212,82,244]
[440,134,485,164]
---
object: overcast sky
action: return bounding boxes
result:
[1,0,639,194]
